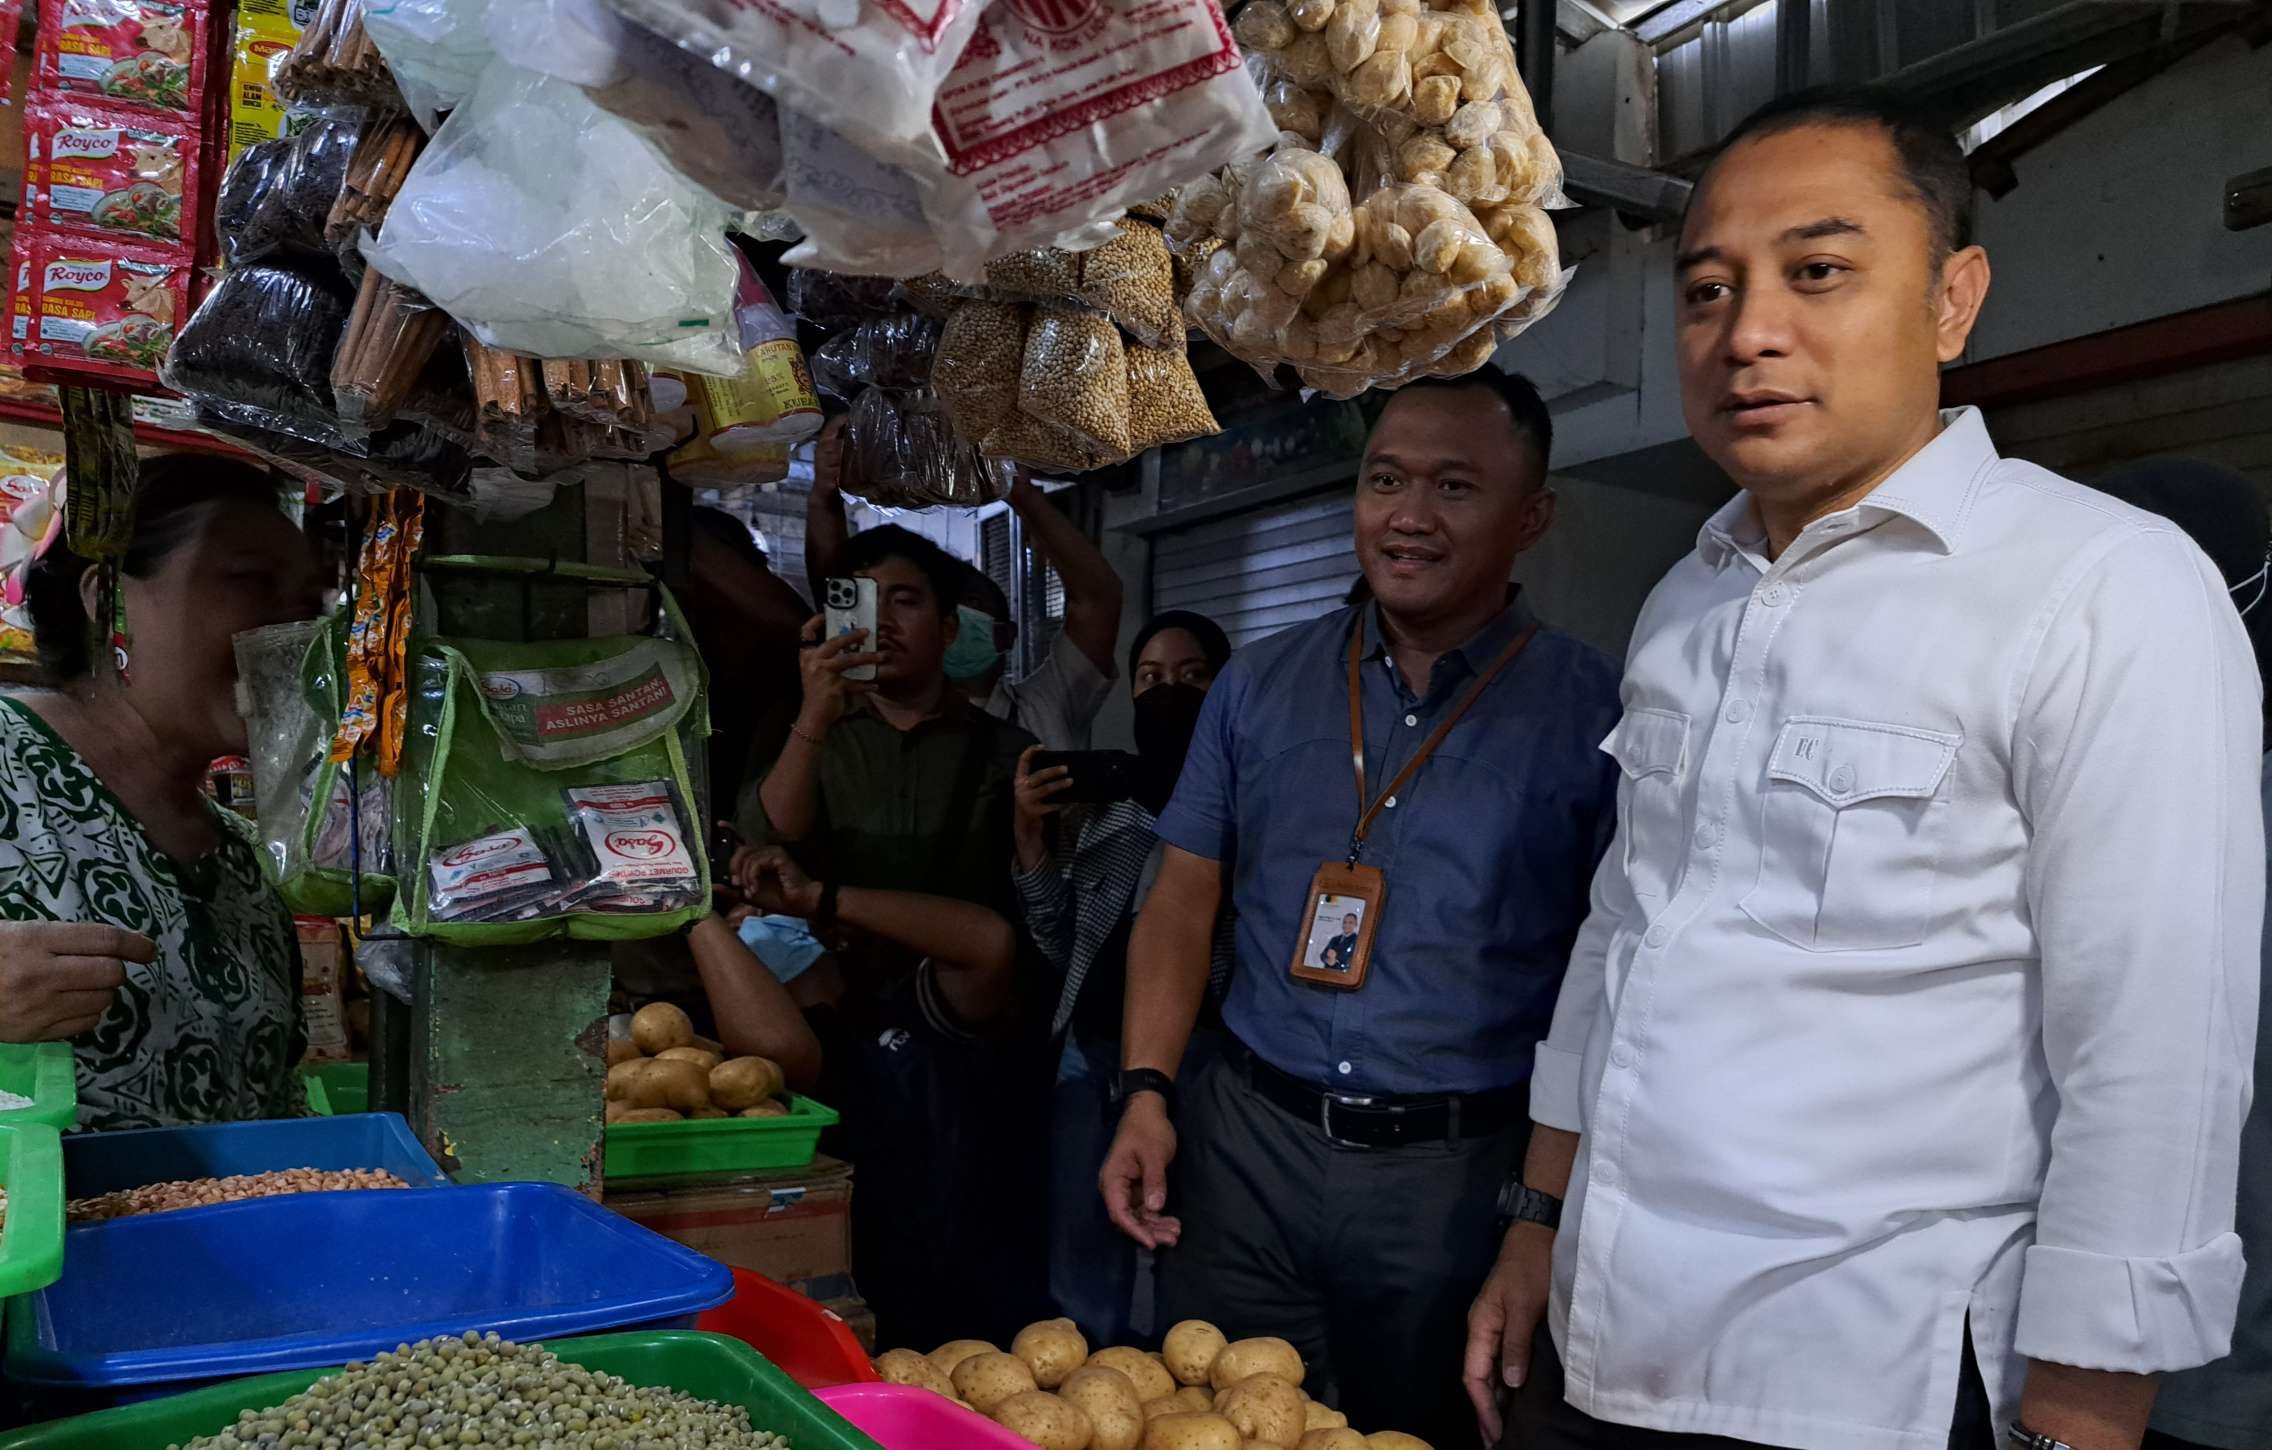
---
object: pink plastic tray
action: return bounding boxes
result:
[816,1383,1033,1450]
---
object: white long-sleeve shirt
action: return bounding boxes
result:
[1534,408,2262,1450]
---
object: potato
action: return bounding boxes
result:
[630,1001,694,1055]
[603,1100,634,1124]
[1012,1318,1090,1390]
[605,1059,660,1105]
[741,1100,791,1118]
[1089,1346,1177,1402]
[1210,1340,1304,1392]
[1161,1322,1227,1387]
[1298,1432,1365,1450]
[1144,1412,1243,1450]
[644,1057,713,1113]
[996,1391,1093,1450]
[954,1351,1039,1413]
[1062,1366,1145,1450]
[930,1340,999,1377]
[657,1046,723,1073]
[711,1056,785,1110]
[689,1106,730,1119]
[1217,1374,1303,1447]
[1301,1403,1347,1432]
[1142,1397,1188,1423]
[613,1107,683,1123]
[876,1348,956,1397]
[1365,1437,1433,1450]
[605,1038,643,1067]
[1173,1387,1215,1413]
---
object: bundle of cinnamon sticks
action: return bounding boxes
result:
[332,270,451,431]
[327,117,422,250]
[277,0,394,106]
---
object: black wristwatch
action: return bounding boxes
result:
[2007,1424,2075,1450]
[1114,1068,1177,1117]
[812,879,841,931]
[1496,1174,1562,1232]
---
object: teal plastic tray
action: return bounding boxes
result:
[0,1330,885,1450]
[604,1093,838,1184]
[0,1121,63,1299]
[0,1045,75,1132]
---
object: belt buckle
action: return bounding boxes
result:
[1319,1090,1380,1148]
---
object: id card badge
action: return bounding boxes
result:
[1289,861,1386,990]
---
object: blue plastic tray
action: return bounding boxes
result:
[4,1182,733,1393]
[61,1113,447,1202]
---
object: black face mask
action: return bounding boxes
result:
[1131,682,1208,813]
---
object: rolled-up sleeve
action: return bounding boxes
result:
[2012,527,2264,1372]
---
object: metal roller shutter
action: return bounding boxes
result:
[1150,489,1359,647]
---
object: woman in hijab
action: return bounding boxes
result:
[1012,609,1234,1346]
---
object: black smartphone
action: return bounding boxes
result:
[1031,750,1140,805]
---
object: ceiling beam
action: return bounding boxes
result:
[1633,0,1740,48]
[1560,151,1695,221]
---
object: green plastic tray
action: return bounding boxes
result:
[0,1044,76,1131]
[0,1329,885,1450]
[0,1120,64,1299]
[604,1094,839,1184]
[298,1061,370,1117]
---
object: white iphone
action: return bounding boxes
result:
[824,575,879,682]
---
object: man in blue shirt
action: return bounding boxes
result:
[1100,371,1622,1444]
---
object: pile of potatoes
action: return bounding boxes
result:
[1166,0,1565,396]
[602,1003,792,1124]
[874,1319,1435,1450]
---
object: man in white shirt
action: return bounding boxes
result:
[1463,86,2261,1450]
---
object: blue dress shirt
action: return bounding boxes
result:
[1156,594,1621,1094]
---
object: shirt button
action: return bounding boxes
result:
[1610,1043,1634,1069]
[1595,1158,1619,1189]
[1404,714,1418,727]
[1384,795,1398,809]
[1644,925,1669,948]
[1829,765,1856,792]
[1692,823,1716,849]
[1760,583,1789,607]
[1337,1061,1352,1075]
[1725,700,1752,724]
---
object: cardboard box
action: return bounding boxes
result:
[607,1156,853,1292]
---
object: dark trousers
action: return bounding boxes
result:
[1159,1051,1526,1448]
[1507,1324,1997,1450]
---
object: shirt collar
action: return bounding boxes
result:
[1696,407,1999,566]
[1357,587,1540,685]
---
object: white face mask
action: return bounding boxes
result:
[2233,546,2270,619]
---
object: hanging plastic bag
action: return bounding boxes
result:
[601,0,987,170]
[917,0,1274,279]
[809,313,940,397]
[235,614,399,916]
[774,103,942,278]
[362,0,493,131]
[164,263,355,446]
[484,0,785,213]
[360,63,741,374]
[392,569,712,944]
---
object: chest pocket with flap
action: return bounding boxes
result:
[1602,707,1691,906]
[1740,716,1961,952]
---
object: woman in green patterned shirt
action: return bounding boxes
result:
[0,456,325,1130]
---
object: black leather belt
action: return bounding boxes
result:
[1232,1039,1525,1148]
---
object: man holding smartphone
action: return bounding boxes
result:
[1100,371,1622,1445]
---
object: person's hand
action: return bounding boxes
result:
[811,416,850,497]
[795,614,881,735]
[1464,1222,1555,1446]
[0,920,153,1041]
[1004,466,1038,510]
[730,845,825,919]
[1013,746,1072,863]
[1100,1092,1181,1249]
